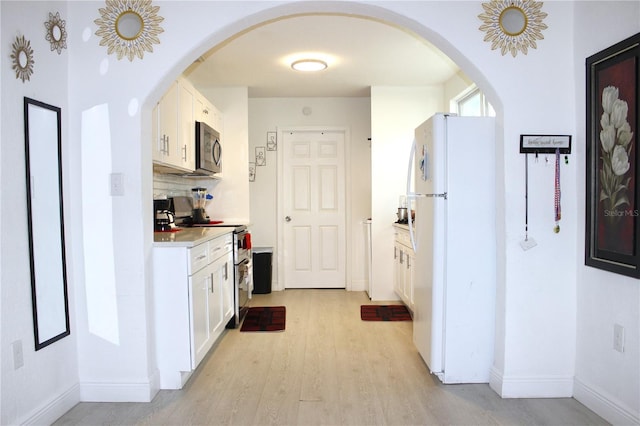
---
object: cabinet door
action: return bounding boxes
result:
[208,258,224,342]
[393,244,403,297]
[178,82,195,171]
[221,251,234,323]
[404,249,415,311]
[155,81,180,166]
[190,266,211,368]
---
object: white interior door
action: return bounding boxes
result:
[282,130,346,288]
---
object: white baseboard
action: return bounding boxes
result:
[21,383,80,425]
[574,377,640,425]
[489,367,573,398]
[79,377,159,402]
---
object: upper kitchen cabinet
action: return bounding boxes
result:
[178,80,196,171]
[152,81,181,168]
[194,91,222,133]
[152,78,223,174]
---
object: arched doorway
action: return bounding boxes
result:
[147,6,501,292]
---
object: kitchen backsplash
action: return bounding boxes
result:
[153,172,216,200]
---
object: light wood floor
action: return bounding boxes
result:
[55,290,607,426]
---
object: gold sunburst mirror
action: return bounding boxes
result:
[11,35,35,83]
[478,0,548,57]
[94,0,164,62]
[45,12,68,54]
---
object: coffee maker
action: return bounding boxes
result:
[154,198,176,231]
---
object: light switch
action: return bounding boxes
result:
[110,173,124,196]
[12,340,23,369]
[613,323,625,353]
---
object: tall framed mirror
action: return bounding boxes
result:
[24,97,70,350]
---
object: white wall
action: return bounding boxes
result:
[370,86,444,301]
[248,97,371,290]
[0,2,79,425]
[1,2,638,425]
[573,2,640,424]
[199,87,251,224]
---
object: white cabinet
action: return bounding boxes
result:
[152,78,222,174]
[152,81,180,166]
[393,225,414,312]
[153,232,234,389]
[177,81,196,170]
[195,91,222,132]
[221,251,234,322]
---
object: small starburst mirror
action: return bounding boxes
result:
[95,0,164,61]
[479,1,548,57]
[116,10,143,40]
[500,6,527,35]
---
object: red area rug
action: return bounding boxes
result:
[240,306,286,332]
[360,305,412,321]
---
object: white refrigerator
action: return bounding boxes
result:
[407,113,496,384]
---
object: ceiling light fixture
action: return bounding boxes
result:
[291,59,327,72]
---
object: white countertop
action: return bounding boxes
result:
[393,223,411,231]
[153,227,233,247]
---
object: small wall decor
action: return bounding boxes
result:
[45,11,67,54]
[586,32,640,278]
[519,135,571,154]
[94,0,164,61]
[249,162,256,182]
[11,35,35,83]
[256,146,266,166]
[267,131,277,151]
[478,0,548,57]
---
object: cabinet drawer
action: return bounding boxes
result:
[189,243,209,275]
[395,230,413,251]
[209,233,233,262]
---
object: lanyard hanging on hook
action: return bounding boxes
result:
[554,148,561,233]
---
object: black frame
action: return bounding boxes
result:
[24,97,71,349]
[586,32,640,278]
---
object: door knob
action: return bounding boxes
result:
[285,216,291,222]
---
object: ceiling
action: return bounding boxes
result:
[184,15,461,98]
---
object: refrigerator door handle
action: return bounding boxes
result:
[406,138,418,252]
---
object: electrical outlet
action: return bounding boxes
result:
[12,340,24,370]
[613,323,625,353]
[110,172,124,196]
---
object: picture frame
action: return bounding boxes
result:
[267,131,277,151]
[519,134,571,154]
[256,146,266,166]
[249,162,256,182]
[585,32,640,278]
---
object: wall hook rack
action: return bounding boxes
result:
[519,134,572,156]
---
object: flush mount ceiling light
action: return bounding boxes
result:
[291,59,327,72]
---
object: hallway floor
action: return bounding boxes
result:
[54,290,607,425]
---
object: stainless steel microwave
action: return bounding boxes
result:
[195,121,222,174]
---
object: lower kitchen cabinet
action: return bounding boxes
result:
[153,232,234,389]
[393,225,415,312]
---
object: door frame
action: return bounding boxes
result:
[276,126,352,291]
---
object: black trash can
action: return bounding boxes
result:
[252,247,273,294]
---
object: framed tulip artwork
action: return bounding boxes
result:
[586,32,640,278]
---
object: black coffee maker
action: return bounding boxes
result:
[154,198,175,231]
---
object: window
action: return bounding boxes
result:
[451,85,495,117]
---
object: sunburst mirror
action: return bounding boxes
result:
[478,0,548,57]
[11,35,35,83]
[94,0,164,62]
[45,12,68,54]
